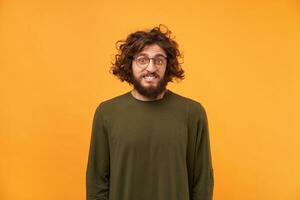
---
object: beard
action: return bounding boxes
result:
[131,73,169,100]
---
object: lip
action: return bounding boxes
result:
[142,74,158,78]
[142,75,158,83]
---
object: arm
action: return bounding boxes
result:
[188,104,214,200]
[86,104,110,200]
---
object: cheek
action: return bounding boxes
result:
[160,67,167,76]
[131,65,140,77]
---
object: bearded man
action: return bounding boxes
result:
[86,25,214,200]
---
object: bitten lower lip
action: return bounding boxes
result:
[143,74,158,77]
[143,76,158,83]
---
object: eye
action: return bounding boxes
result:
[154,56,166,65]
[136,56,148,64]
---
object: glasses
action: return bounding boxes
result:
[133,54,167,69]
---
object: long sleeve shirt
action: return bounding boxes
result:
[86,89,214,200]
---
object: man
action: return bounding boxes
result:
[86,25,214,200]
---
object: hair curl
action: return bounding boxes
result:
[110,24,185,85]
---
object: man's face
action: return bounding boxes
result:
[131,44,168,99]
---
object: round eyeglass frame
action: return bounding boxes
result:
[133,55,168,69]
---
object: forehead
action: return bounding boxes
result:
[137,44,166,57]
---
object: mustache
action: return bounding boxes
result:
[142,73,159,77]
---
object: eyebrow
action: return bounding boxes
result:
[136,53,167,58]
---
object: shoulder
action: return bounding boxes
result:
[171,91,207,113]
[170,91,208,122]
[94,92,130,114]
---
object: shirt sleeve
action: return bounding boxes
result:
[86,104,110,200]
[187,103,214,200]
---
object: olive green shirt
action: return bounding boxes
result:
[86,89,214,200]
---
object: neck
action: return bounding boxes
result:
[131,89,167,101]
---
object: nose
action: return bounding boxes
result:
[145,59,158,72]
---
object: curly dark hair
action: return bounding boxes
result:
[109,24,185,85]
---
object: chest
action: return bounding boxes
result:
[108,110,188,152]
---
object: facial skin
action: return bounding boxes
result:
[131,44,169,101]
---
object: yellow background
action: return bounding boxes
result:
[1,0,299,199]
